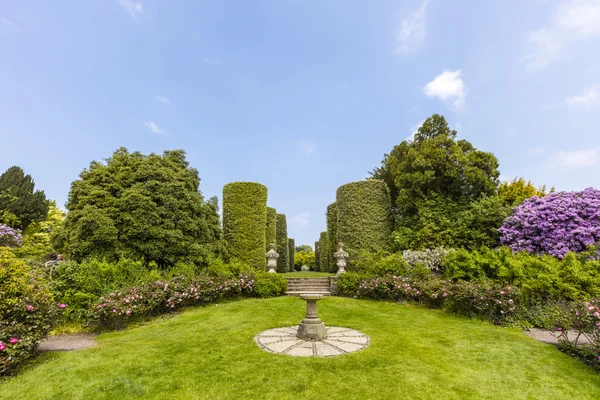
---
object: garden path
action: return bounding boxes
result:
[38,333,96,352]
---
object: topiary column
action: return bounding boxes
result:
[276,213,289,273]
[288,238,295,272]
[222,182,268,269]
[336,180,393,266]
[326,202,338,273]
[314,241,320,270]
[318,231,328,272]
[265,207,277,252]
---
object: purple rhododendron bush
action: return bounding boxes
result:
[499,187,600,258]
[0,248,62,376]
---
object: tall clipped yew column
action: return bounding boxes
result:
[314,241,320,270]
[288,238,295,272]
[222,182,268,269]
[276,213,289,273]
[336,180,393,267]
[318,231,328,272]
[265,207,277,251]
[326,202,338,273]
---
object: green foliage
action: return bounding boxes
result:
[275,214,289,273]
[314,241,320,270]
[0,248,59,375]
[252,271,287,298]
[326,202,338,272]
[442,247,600,301]
[55,148,222,268]
[14,201,65,263]
[294,251,315,269]
[499,177,548,207]
[0,166,48,229]
[336,180,393,264]
[265,207,277,252]
[222,181,268,269]
[318,231,328,272]
[351,251,430,278]
[295,244,312,253]
[288,238,295,271]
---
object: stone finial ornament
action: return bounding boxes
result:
[333,242,348,276]
[265,243,279,273]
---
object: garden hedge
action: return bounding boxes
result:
[222,182,268,269]
[336,180,393,266]
[319,231,329,272]
[288,238,295,272]
[326,202,338,273]
[265,207,277,252]
[276,214,289,273]
[314,241,320,270]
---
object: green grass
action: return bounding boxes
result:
[2,297,600,400]
[283,271,334,278]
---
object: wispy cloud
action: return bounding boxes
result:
[144,120,166,135]
[548,147,600,169]
[292,212,311,226]
[406,120,425,141]
[117,0,143,21]
[565,84,600,109]
[423,69,467,110]
[396,1,428,54]
[156,96,170,104]
[1,17,17,27]
[301,141,316,155]
[523,0,600,70]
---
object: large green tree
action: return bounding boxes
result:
[370,114,502,250]
[0,166,48,229]
[54,148,222,267]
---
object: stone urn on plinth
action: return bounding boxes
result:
[296,294,327,341]
[334,243,349,277]
[265,243,279,273]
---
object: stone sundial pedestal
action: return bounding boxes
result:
[296,294,327,341]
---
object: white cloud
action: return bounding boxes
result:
[396,1,428,54]
[549,147,600,169]
[565,84,600,109]
[292,212,311,226]
[301,141,316,155]
[1,17,17,27]
[423,69,467,110]
[156,96,170,104]
[144,120,166,135]
[406,120,425,141]
[523,0,600,70]
[117,0,143,21]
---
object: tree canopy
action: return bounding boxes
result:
[53,148,222,267]
[0,166,48,229]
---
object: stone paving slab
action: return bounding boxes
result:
[255,326,369,357]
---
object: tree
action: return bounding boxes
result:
[498,177,548,207]
[54,148,222,267]
[294,251,316,269]
[295,244,312,253]
[276,214,289,273]
[0,166,48,229]
[15,201,65,261]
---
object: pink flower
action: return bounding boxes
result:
[443,293,447,297]
[500,291,505,295]
[125,309,131,316]
[0,342,5,351]
[26,305,34,312]
[594,312,600,317]
[59,303,66,309]
[9,338,18,344]
[556,327,563,331]
[112,309,116,313]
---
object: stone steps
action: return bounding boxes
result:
[285,278,331,296]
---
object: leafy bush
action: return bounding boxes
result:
[499,177,548,207]
[92,274,254,329]
[275,214,289,273]
[402,247,454,273]
[555,299,600,370]
[336,180,393,264]
[222,182,268,269]
[326,202,338,272]
[1,248,61,375]
[499,188,600,258]
[252,271,287,298]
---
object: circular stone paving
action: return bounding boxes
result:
[255,326,369,357]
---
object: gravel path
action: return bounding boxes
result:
[38,333,96,352]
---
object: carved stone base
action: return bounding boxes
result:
[297,318,328,341]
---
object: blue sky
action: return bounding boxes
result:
[1,0,599,247]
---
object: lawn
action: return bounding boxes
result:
[1,297,599,400]
[283,271,334,278]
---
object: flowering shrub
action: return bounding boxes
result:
[499,188,600,258]
[92,274,254,329]
[251,271,287,298]
[402,247,454,273]
[0,224,22,247]
[555,299,600,370]
[0,248,61,376]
